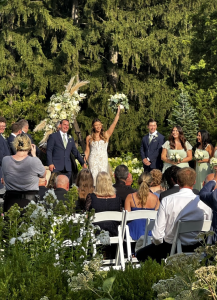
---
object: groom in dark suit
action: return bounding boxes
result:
[47,119,86,180]
[140,118,165,172]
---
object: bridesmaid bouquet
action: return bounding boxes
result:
[194,149,204,166]
[169,153,182,163]
[210,157,217,169]
[108,93,129,113]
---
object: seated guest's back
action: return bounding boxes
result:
[199,171,217,244]
[124,172,160,240]
[38,178,48,200]
[86,171,121,236]
[160,165,199,201]
[54,175,69,201]
[150,169,164,198]
[113,165,137,207]
[2,134,46,212]
[136,167,212,263]
[76,169,94,211]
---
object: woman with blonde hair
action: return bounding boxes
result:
[150,169,164,198]
[84,106,120,185]
[75,169,94,211]
[85,171,121,236]
[2,133,46,212]
[124,172,160,241]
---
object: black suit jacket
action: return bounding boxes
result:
[7,134,16,155]
[54,188,68,202]
[39,186,48,200]
[159,185,199,201]
[113,180,137,207]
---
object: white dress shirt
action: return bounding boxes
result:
[59,130,68,144]
[152,188,212,245]
[149,130,157,139]
[11,133,16,137]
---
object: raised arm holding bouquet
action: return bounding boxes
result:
[85,106,121,186]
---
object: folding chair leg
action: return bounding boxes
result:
[125,226,132,260]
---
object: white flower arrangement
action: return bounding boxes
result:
[210,157,217,169]
[169,153,183,163]
[34,76,89,146]
[108,93,129,113]
[194,149,204,161]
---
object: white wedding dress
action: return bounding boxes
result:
[88,140,109,185]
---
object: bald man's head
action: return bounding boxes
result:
[39,177,47,187]
[56,175,69,191]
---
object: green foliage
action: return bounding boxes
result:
[167,90,199,145]
[108,152,143,189]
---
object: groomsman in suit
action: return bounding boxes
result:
[47,119,87,180]
[7,122,22,154]
[140,118,165,172]
[18,119,41,157]
[0,117,10,189]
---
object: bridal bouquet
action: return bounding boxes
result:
[108,93,129,113]
[210,157,217,169]
[169,153,182,163]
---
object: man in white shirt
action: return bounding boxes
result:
[136,167,212,263]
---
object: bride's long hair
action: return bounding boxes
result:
[168,125,187,151]
[90,118,107,142]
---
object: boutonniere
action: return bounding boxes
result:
[68,135,72,139]
[153,134,158,139]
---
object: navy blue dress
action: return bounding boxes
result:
[128,194,158,240]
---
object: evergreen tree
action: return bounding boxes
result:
[167,91,198,145]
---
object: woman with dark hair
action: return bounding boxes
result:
[194,130,213,190]
[161,126,192,173]
[85,106,120,185]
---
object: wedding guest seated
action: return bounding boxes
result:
[136,167,212,264]
[159,165,199,201]
[47,171,62,189]
[200,169,217,244]
[2,134,46,212]
[150,169,164,198]
[75,169,94,212]
[38,177,48,200]
[125,173,133,186]
[54,175,69,202]
[113,165,137,207]
[85,171,122,236]
[7,122,22,155]
[124,172,160,241]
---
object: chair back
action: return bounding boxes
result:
[170,219,212,255]
[93,211,124,223]
[125,210,158,222]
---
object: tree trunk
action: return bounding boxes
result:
[72,0,78,22]
[73,118,86,153]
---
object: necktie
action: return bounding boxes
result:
[63,134,67,148]
[149,135,153,144]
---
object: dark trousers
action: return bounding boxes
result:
[136,240,201,264]
[3,190,39,213]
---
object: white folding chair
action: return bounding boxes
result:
[170,219,212,256]
[125,210,158,261]
[92,211,126,269]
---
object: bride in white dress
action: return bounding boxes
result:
[85,106,120,185]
